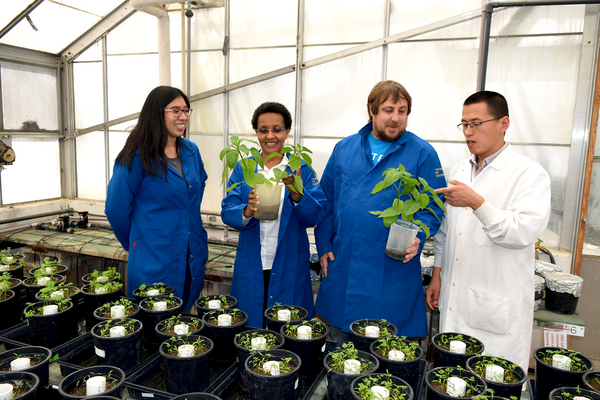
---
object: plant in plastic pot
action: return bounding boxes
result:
[156,313,204,343]
[0,248,25,280]
[351,372,414,400]
[426,366,487,400]
[23,271,65,304]
[432,332,485,368]
[91,318,143,371]
[81,267,121,285]
[369,163,446,260]
[35,280,81,337]
[58,366,126,399]
[549,387,600,400]
[281,318,329,387]
[24,298,77,348]
[0,346,52,388]
[203,308,248,368]
[81,280,123,331]
[0,272,21,330]
[133,282,174,304]
[28,256,68,277]
[466,354,526,400]
[159,334,214,394]
[139,293,183,346]
[534,347,594,400]
[583,371,600,393]
[93,297,140,323]
[324,342,380,400]
[544,272,583,315]
[245,349,301,400]
[195,294,237,320]
[264,303,308,333]
[0,371,39,400]
[370,335,423,394]
[350,318,398,352]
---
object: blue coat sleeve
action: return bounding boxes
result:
[221,162,258,231]
[314,148,337,257]
[284,163,326,228]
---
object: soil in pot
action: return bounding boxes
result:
[426,366,487,400]
[203,308,248,368]
[93,297,140,323]
[534,347,594,400]
[264,304,308,333]
[58,366,125,399]
[0,250,25,281]
[0,371,39,400]
[351,372,414,400]
[156,314,204,343]
[466,354,526,400]
[133,282,175,304]
[432,332,484,368]
[350,318,398,353]
[23,274,65,304]
[584,371,600,393]
[195,294,237,320]
[370,335,423,394]
[245,348,301,400]
[81,282,123,331]
[24,299,77,348]
[281,318,329,387]
[81,267,121,285]
[159,334,214,394]
[0,346,52,388]
[324,343,380,400]
[139,294,183,346]
[92,318,143,372]
[550,387,600,400]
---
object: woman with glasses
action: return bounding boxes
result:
[105,86,208,313]
[221,102,325,328]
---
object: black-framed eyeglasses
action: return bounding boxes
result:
[457,117,501,132]
[255,127,287,134]
[164,108,193,117]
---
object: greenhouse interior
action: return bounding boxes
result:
[0,0,599,399]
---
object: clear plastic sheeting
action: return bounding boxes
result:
[190,7,224,51]
[76,131,106,201]
[106,11,159,55]
[191,96,224,135]
[189,134,226,213]
[74,62,103,130]
[490,5,585,36]
[544,272,583,297]
[389,0,482,35]
[190,51,224,93]
[229,48,295,84]
[583,162,600,252]
[230,0,297,48]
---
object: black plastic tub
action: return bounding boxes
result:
[534,347,594,400]
[425,365,487,400]
[58,365,126,399]
[323,349,379,400]
[432,332,485,368]
[549,387,600,400]
[369,337,424,396]
[244,349,301,400]
[0,345,52,388]
[139,295,184,346]
[24,299,77,348]
[91,318,144,372]
[264,305,308,334]
[466,355,527,400]
[0,371,39,400]
[583,371,600,394]
[202,309,248,368]
[349,318,398,353]
[81,284,123,332]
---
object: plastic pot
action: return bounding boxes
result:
[426,366,487,400]
[29,264,68,277]
[534,347,595,400]
[23,274,66,304]
[349,318,398,352]
[351,372,414,400]
[203,309,248,368]
[133,284,175,304]
[81,272,120,286]
[81,283,123,332]
[264,304,308,333]
[0,371,39,400]
[385,220,421,261]
[253,184,282,220]
[323,349,379,400]
[24,300,77,348]
[139,295,183,346]
[58,366,126,399]
[0,290,21,331]
[280,319,329,387]
[2,261,24,281]
[583,371,600,393]
[93,300,140,325]
[171,394,222,400]
[155,315,204,343]
[0,346,51,388]
[370,336,423,394]
[432,332,485,368]
[7,277,23,299]
[91,318,143,372]
[159,334,214,394]
[550,387,600,400]
[245,349,301,400]
[545,272,583,315]
[35,285,81,337]
[195,294,237,320]
[466,355,527,400]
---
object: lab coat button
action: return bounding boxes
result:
[270,296,273,299]
[191,254,193,257]
[449,307,452,311]
[455,258,458,261]
[189,185,192,188]
[272,272,275,276]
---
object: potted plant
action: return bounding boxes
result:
[370,163,446,260]
[426,366,487,400]
[58,366,126,399]
[0,248,26,280]
[93,297,140,323]
[22,269,65,304]
[81,280,123,331]
[81,267,121,285]
[432,332,485,368]
[281,318,329,387]
[91,318,143,372]
[156,313,204,343]
[203,308,248,368]
[220,136,315,220]
[195,294,237,320]
[24,297,77,348]
[28,256,68,277]
[351,372,414,400]
[534,347,594,400]
[0,272,21,330]
[584,371,600,393]
[133,282,174,304]
[139,293,183,346]
[0,346,52,388]
[35,280,81,337]
[350,318,398,352]
[370,335,423,394]
[264,303,308,333]
[159,334,214,394]
[550,387,600,400]
[466,354,526,400]
[0,371,39,400]
[324,342,380,400]
[245,349,301,400]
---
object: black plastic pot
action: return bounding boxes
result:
[93,300,140,324]
[534,347,595,400]
[171,394,222,400]
[280,319,329,387]
[3,261,24,280]
[0,371,39,400]
[426,366,487,400]
[349,318,398,353]
[264,304,308,333]
[91,318,143,372]
[7,277,23,299]
[195,294,237,320]
[35,285,81,338]
[0,346,52,387]
[245,349,301,400]
[23,274,66,304]
[81,283,123,332]
[0,289,21,331]
[546,289,579,315]
[466,355,527,400]
[133,284,175,304]
[432,332,485,368]
[550,387,600,400]
[203,309,248,368]
[323,349,379,400]
[370,336,423,394]
[139,294,183,346]
[235,329,285,396]
[159,334,214,394]
[583,371,600,393]
[24,300,77,348]
[58,366,126,399]
[155,314,204,344]
[351,372,414,400]
[29,264,68,277]
[81,272,119,286]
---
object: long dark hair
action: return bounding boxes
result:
[115,86,190,180]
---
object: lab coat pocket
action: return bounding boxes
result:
[134,237,172,278]
[465,287,509,334]
[474,224,495,247]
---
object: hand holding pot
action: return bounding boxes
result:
[243,189,259,218]
[403,237,420,263]
[281,167,303,202]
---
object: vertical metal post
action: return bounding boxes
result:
[222,0,231,200]
[476,4,493,92]
[382,0,391,81]
[102,36,110,188]
[293,0,305,146]
[186,1,193,98]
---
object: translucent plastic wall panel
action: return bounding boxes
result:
[76,131,106,200]
[107,11,158,54]
[73,62,103,129]
[191,7,225,50]
[191,96,224,135]
[0,139,60,204]
[0,1,29,31]
[230,0,297,48]
[1,62,58,131]
[490,5,585,36]
[229,48,296,84]
[108,120,137,179]
[303,45,355,62]
[229,74,296,135]
[584,161,600,251]
[300,138,342,180]
[191,51,225,93]
[304,0,386,44]
[387,40,478,142]
[486,35,581,145]
[189,134,225,213]
[390,0,481,35]
[301,48,383,138]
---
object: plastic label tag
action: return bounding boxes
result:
[95,347,106,358]
[321,343,326,352]
[142,393,155,398]
[295,379,299,390]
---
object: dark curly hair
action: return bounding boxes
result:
[251,102,292,129]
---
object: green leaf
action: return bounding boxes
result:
[220,168,229,186]
[250,147,264,169]
[265,152,280,161]
[288,155,302,172]
[403,199,421,218]
[226,149,238,170]
[302,153,313,168]
[371,181,387,194]
[383,169,402,186]
[369,211,383,216]
[225,181,241,192]
[380,207,401,219]
[418,176,430,190]
[254,173,266,185]
[433,194,447,213]
[401,182,415,196]
[240,144,250,154]
[293,175,304,195]
[230,135,240,144]
[420,223,431,239]
[49,354,59,363]
[383,215,398,227]
[281,146,293,154]
[273,168,288,182]
[243,165,256,187]
[420,193,430,208]
[219,147,228,160]
[426,206,443,223]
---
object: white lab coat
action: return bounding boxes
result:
[433,144,551,372]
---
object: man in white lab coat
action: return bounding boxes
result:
[426,91,551,372]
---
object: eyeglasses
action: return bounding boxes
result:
[457,117,500,132]
[164,108,193,117]
[255,127,287,134]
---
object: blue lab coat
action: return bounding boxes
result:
[105,138,208,310]
[315,122,446,337]
[221,159,325,328]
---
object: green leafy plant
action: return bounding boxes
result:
[369,163,446,237]
[205,308,246,325]
[0,248,25,268]
[88,280,122,294]
[268,303,302,320]
[355,372,409,400]
[25,297,71,318]
[136,282,169,296]
[98,318,138,337]
[89,267,120,282]
[160,314,201,333]
[236,331,279,350]
[353,319,394,338]
[470,354,521,384]
[164,334,209,356]
[431,366,484,397]
[142,293,180,310]
[248,352,295,375]
[96,297,136,318]
[539,349,590,372]
[197,294,231,309]
[283,318,326,339]
[436,333,482,354]
[0,272,13,297]
[37,281,77,301]
[328,342,374,374]
[374,336,420,361]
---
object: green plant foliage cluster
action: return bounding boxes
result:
[249,352,295,376]
[328,342,374,374]
[375,336,420,361]
[355,372,408,400]
[283,318,326,339]
[437,334,483,354]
